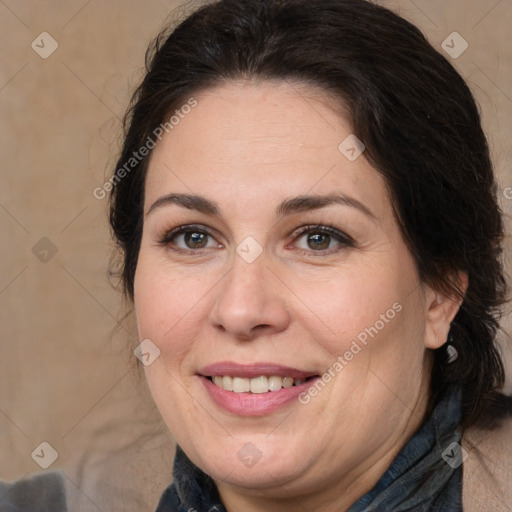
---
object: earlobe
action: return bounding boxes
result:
[424,272,468,350]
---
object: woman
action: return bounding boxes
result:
[108,0,512,510]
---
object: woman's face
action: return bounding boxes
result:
[134,81,454,502]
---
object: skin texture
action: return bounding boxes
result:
[134,81,464,512]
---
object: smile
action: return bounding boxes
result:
[198,362,320,415]
[208,375,315,393]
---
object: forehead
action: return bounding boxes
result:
[145,80,389,218]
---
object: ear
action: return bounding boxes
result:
[424,272,468,350]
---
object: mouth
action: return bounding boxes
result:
[205,375,318,393]
[197,362,321,415]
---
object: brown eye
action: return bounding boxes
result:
[183,230,208,248]
[159,225,220,251]
[306,232,331,250]
[293,225,354,255]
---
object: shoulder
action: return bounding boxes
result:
[0,471,67,511]
[462,417,512,512]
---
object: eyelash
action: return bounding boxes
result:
[156,223,355,257]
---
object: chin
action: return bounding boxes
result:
[191,435,311,490]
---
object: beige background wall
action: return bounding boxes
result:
[0,0,511,510]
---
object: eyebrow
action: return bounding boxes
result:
[146,192,376,220]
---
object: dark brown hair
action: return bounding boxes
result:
[109,0,511,430]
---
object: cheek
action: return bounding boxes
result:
[133,256,205,360]
[295,258,426,393]
[133,258,208,428]
[290,265,409,348]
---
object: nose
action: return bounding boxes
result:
[208,252,291,341]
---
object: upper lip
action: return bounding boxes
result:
[198,361,319,380]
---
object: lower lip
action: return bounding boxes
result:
[200,376,319,416]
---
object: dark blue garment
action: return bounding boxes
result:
[155,387,463,512]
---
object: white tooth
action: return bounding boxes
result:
[213,376,223,387]
[268,376,283,391]
[282,376,293,388]
[294,379,305,386]
[250,376,269,393]
[232,377,251,393]
[222,376,234,391]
